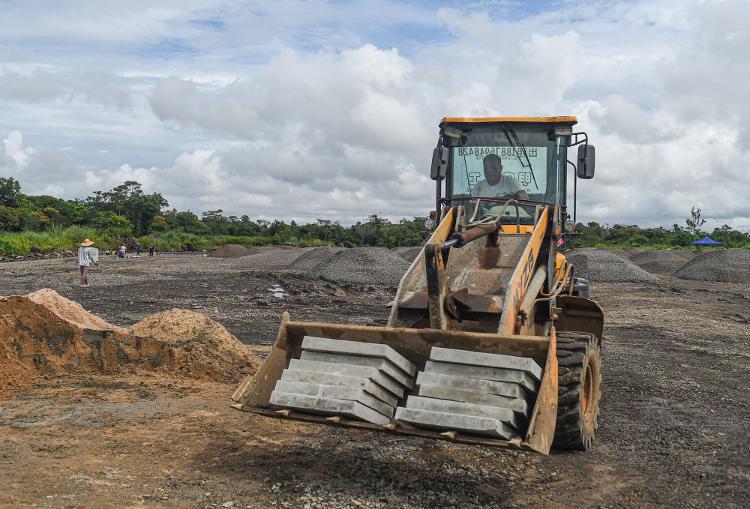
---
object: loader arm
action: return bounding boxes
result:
[417,205,552,335]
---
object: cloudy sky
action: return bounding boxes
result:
[1,0,748,229]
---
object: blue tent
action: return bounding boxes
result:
[690,236,722,246]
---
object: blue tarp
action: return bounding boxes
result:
[690,236,722,246]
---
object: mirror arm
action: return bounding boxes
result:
[566,159,577,224]
[435,179,442,222]
[568,131,589,147]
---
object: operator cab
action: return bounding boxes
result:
[430,116,595,227]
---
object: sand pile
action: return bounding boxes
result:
[287,246,346,273]
[392,246,423,262]
[630,250,695,275]
[0,295,257,399]
[674,249,750,283]
[208,244,252,258]
[567,248,658,283]
[26,288,122,331]
[129,308,256,374]
[311,247,411,286]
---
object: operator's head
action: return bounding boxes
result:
[483,153,503,185]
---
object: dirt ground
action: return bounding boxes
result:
[1,253,748,508]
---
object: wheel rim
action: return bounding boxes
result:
[582,362,593,415]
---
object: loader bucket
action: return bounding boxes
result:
[231,312,559,454]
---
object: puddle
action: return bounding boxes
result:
[268,284,287,299]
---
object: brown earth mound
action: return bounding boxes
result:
[0,297,257,400]
[26,288,121,331]
[207,244,252,258]
[129,308,253,362]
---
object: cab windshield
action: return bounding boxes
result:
[446,124,566,223]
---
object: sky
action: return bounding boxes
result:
[1,0,749,230]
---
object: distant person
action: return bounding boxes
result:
[77,239,99,288]
[118,245,126,258]
[148,245,155,257]
[135,242,142,255]
[471,153,529,200]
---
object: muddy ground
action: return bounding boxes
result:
[1,253,748,508]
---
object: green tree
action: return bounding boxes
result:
[0,205,21,231]
[0,177,22,207]
[94,211,133,237]
[86,181,168,235]
[201,209,230,234]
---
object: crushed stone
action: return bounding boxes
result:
[674,249,750,283]
[311,247,411,287]
[229,247,310,271]
[391,246,423,262]
[287,247,346,273]
[567,248,658,283]
[630,249,695,275]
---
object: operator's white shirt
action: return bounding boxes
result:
[471,175,523,197]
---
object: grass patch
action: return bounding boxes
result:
[0,226,333,255]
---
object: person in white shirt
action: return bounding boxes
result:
[77,239,99,287]
[471,153,529,200]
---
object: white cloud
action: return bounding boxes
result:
[0,0,749,230]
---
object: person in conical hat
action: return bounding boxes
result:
[78,239,98,287]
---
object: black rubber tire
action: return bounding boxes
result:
[554,331,601,451]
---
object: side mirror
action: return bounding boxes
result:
[577,144,595,179]
[430,146,448,181]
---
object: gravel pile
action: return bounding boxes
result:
[567,248,658,283]
[230,248,310,271]
[674,249,750,283]
[630,249,694,275]
[207,244,251,258]
[391,246,422,262]
[287,247,346,273]
[312,247,411,286]
[601,247,632,259]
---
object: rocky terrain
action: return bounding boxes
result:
[0,247,748,508]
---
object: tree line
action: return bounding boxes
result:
[0,177,748,251]
[0,177,431,248]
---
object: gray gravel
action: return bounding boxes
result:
[630,249,694,275]
[674,248,750,283]
[229,248,310,271]
[262,427,531,509]
[312,247,411,287]
[391,246,423,262]
[287,247,346,273]
[567,248,658,283]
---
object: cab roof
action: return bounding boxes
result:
[441,116,577,125]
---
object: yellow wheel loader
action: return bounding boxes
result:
[231,116,604,454]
